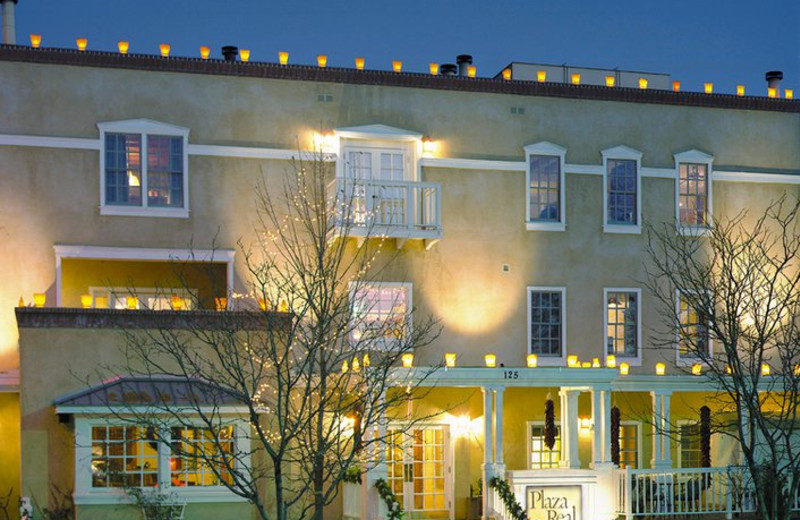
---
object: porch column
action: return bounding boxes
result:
[495,387,504,466]
[481,386,494,520]
[651,390,673,469]
[591,385,612,467]
[559,389,581,469]
[365,391,387,520]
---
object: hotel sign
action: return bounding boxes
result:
[526,485,581,520]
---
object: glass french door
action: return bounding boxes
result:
[344,149,408,227]
[387,425,451,520]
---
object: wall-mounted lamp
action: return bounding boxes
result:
[579,417,593,436]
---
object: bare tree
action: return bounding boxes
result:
[96,150,441,520]
[644,197,800,520]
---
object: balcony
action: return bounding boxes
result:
[331,177,442,249]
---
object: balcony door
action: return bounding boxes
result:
[387,425,452,520]
[344,148,409,227]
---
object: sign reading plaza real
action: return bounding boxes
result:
[526,486,581,520]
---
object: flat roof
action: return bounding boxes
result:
[2,45,799,113]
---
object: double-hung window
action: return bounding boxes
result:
[350,283,411,349]
[678,422,702,468]
[602,146,642,234]
[98,120,190,218]
[677,291,712,363]
[619,422,641,469]
[605,288,641,364]
[675,150,714,234]
[528,422,561,469]
[524,142,567,231]
[527,287,566,365]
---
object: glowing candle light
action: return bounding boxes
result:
[484,354,496,368]
[786,89,794,100]
[33,293,46,308]
[567,355,579,367]
[355,57,365,70]
[704,83,713,94]
[639,78,648,89]
[239,49,250,62]
[527,354,538,368]
[606,355,616,368]
[76,38,87,51]
[762,363,771,376]
[736,85,745,96]
[215,297,227,311]
[317,55,327,68]
[445,353,456,367]
[171,295,183,311]
[126,296,138,310]
[117,41,129,54]
[279,51,288,65]
[592,358,601,368]
[429,63,439,75]
[502,68,512,81]
[571,73,581,85]
[392,60,402,72]
[467,65,476,78]
[656,362,666,376]
[80,294,93,309]
[362,353,370,367]
[342,360,349,373]
[159,44,170,57]
[352,356,360,373]
[537,70,546,82]
[692,363,702,376]
[200,46,210,59]
[30,34,41,48]
[402,353,414,368]
[619,362,630,375]
[768,87,777,98]
[672,81,681,92]
[258,298,268,311]
[605,75,615,87]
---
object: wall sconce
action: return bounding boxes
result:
[761,363,771,376]
[392,60,402,72]
[402,353,414,368]
[638,78,648,89]
[567,355,579,367]
[527,354,538,368]
[786,89,794,100]
[117,41,129,54]
[484,354,496,368]
[279,51,289,65]
[537,70,546,82]
[467,65,476,78]
[672,81,681,92]
[445,353,456,367]
[502,68,512,81]
[126,296,138,310]
[215,297,227,311]
[342,360,349,373]
[606,355,616,368]
[605,75,615,87]
[171,295,184,311]
[33,293,46,308]
[363,353,370,367]
[159,44,170,57]
[704,83,713,94]
[30,34,41,48]
[429,63,439,75]
[258,298,268,311]
[313,131,337,154]
[736,85,745,96]
[95,296,108,309]
[691,363,702,376]
[619,362,630,376]
[200,46,210,60]
[351,356,361,373]
[422,136,437,156]
[80,294,93,309]
[240,49,250,62]
[571,73,581,85]
[655,362,666,376]
[592,358,601,368]
[76,38,88,51]
[768,87,777,98]
[579,417,593,436]
[355,57,365,70]
[452,415,475,439]
[317,55,327,68]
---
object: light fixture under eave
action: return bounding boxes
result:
[402,353,414,368]
[355,57,365,70]
[159,44,170,57]
[118,41,129,54]
[527,354,538,368]
[200,46,210,60]
[30,34,41,48]
[444,353,456,368]
[422,136,437,157]
[655,362,666,376]
[313,131,337,154]
[484,354,496,368]
[76,38,87,51]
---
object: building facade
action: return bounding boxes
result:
[1,35,800,520]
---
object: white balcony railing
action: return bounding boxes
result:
[614,466,767,519]
[332,178,442,242]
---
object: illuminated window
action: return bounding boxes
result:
[605,289,640,359]
[91,426,159,488]
[679,163,709,227]
[524,142,567,231]
[89,287,195,310]
[619,423,640,469]
[679,423,702,468]
[98,120,189,218]
[529,423,561,469]
[528,287,566,362]
[351,283,411,349]
[170,426,236,487]
[602,146,642,234]
[678,293,710,361]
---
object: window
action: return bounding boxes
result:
[619,422,641,469]
[98,120,189,218]
[528,423,561,469]
[675,150,714,234]
[605,289,641,363]
[350,283,411,349]
[677,292,711,362]
[89,287,195,310]
[602,146,642,233]
[524,142,567,231]
[75,419,248,504]
[527,287,566,365]
[679,422,702,468]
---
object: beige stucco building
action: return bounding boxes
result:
[1,22,800,520]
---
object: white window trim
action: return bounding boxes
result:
[526,420,562,469]
[619,420,643,469]
[524,141,567,232]
[603,288,642,366]
[349,281,413,351]
[527,286,568,366]
[98,119,190,218]
[602,146,643,234]
[674,149,714,236]
[340,144,414,182]
[676,418,699,468]
[675,290,714,366]
[334,124,423,182]
[73,417,250,505]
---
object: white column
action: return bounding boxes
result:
[651,390,673,469]
[495,387,504,466]
[602,389,612,463]
[560,389,580,469]
[481,386,494,520]
[662,392,672,467]
[591,385,613,467]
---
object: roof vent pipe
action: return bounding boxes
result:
[766,70,783,91]
[1,0,17,45]
[440,64,458,76]
[456,54,473,76]
[221,46,239,62]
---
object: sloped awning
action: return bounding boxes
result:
[54,374,246,413]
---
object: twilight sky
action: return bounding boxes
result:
[15,0,800,95]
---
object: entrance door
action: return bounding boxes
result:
[387,425,451,520]
[344,149,408,227]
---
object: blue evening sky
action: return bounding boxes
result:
[16,0,800,95]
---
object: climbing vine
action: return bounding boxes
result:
[488,477,526,520]
[375,478,403,520]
